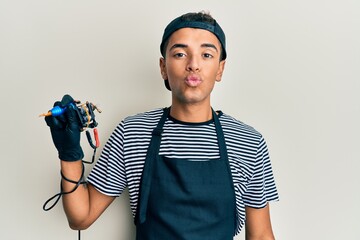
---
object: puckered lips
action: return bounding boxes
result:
[185,74,202,87]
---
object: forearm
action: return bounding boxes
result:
[60,161,115,230]
[61,161,91,229]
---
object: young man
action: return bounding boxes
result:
[46,12,279,239]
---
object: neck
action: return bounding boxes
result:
[170,103,212,123]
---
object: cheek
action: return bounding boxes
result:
[205,63,221,78]
[166,62,183,77]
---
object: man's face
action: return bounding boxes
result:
[160,28,225,107]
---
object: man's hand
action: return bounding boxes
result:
[45,95,84,161]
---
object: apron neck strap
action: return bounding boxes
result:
[212,109,228,161]
[152,107,170,137]
[154,107,228,160]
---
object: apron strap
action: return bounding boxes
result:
[212,110,235,209]
[136,107,170,224]
[212,109,228,161]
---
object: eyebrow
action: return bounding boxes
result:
[201,43,218,52]
[169,43,218,52]
[169,43,188,51]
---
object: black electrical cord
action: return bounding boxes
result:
[43,147,97,240]
[43,162,86,240]
[43,162,86,211]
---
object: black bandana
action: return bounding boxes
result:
[160,15,227,60]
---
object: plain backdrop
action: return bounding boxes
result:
[1,0,359,239]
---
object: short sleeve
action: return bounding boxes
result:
[87,121,127,197]
[242,136,279,208]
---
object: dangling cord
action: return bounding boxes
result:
[43,163,86,240]
[43,137,98,240]
[43,162,86,211]
[43,145,97,211]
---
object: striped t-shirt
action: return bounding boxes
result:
[87,108,279,235]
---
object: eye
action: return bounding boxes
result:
[203,53,213,59]
[174,52,186,58]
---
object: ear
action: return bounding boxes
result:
[159,57,168,80]
[215,60,226,82]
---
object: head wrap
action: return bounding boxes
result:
[160,15,227,60]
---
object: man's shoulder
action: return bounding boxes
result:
[123,108,164,125]
[219,112,263,139]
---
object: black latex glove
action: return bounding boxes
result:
[45,95,84,161]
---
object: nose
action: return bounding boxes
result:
[186,55,200,72]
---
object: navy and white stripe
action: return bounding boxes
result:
[87,108,279,235]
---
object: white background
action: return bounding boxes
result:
[1,0,359,239]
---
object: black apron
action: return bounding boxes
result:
[135,107,236,240]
